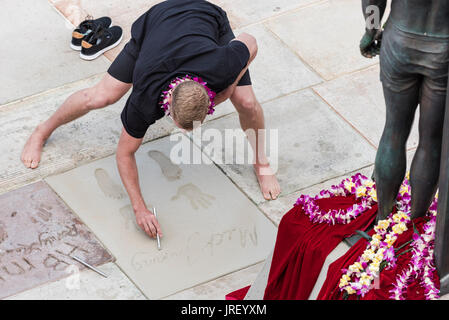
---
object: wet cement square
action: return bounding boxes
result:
[0,181,113,299]
[45,134,277,299]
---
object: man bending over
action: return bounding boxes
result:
[21,0,281,239]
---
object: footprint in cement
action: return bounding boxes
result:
[147,150,182,181]
[171,183,215,210]
[95,168,126,200]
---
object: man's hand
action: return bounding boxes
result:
[360,29,382,58]
[135,207,162,239]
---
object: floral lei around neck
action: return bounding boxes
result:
[159,75,216,116]
[296,173,440,300]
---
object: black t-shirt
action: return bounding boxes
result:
[121,0,250,138]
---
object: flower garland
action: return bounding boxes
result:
[338,176,413,297]
[338,174,440,300]
[294,173,377,225]
[389,195,439,300]
[159,75,216,116]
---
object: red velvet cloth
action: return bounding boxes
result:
[225,285,251,300]
[317,216,440,300]
[263,195,378,300]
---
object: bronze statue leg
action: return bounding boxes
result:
[409,82,446,220]
[374,84,420,221]
[435,69,449,297]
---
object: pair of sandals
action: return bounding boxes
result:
[71,16,123,61]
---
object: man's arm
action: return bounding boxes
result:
[362,0,387,34]
[360,0,387,58]
[116,128,162,238]
[215,32,258,105]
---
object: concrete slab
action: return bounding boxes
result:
[265,0,378,80]
[313,65,419,150]
[164,262,264,300]
[0,0,109,105]
[6,262,146,300]
[45,133,277,299]
[214,0,321,29]
[238,24,322,104]
[0,73,175,195]
[197,89,376,204]
[0,181,113,299]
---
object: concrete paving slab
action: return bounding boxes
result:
[214,0,322,29]
[0,73,175,195]
[313,65,419,150]
[239,24,322,104]
[197,89,376,204]
[265,0,378,80]
[0,181,113,299]
[6,262,146,300]
[45,134,277,299]
[164,262,264,300]
[0,0,110,105]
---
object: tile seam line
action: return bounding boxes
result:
[0,132,174,195]
[264,23,380,82]
[311,87,378,150]
[324,63,380,82]
[0,72,108,112]
[161,260,267,300]
[262,23,326,81]
[233,0,328,30]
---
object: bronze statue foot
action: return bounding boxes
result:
[439,275,449,297]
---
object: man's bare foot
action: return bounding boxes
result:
[254,163,281,200]
[21,127,47,169]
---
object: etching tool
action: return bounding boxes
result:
[153,207,162,250]
[71,255,108,278]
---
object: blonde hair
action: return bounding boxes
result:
[171,80,210,130]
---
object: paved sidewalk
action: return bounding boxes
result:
[0,0,421,300]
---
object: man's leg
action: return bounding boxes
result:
[230,85,281,200]
[374,83,420,220]
[21,73,132,168]
[409,82,446,219]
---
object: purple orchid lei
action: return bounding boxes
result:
[159,75,216,116]
[339,176,412,298]
[335,174,439,300]
[294,173,377,225]
[389,196,439,300]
